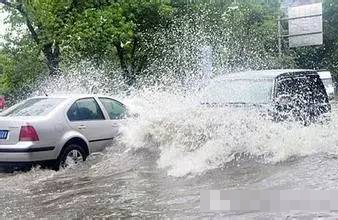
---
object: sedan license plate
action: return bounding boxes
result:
[0,130,8,139]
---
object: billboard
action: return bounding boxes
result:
[287,2,323,47]
[283,0,321,7]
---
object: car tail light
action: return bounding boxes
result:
[19,126,39,141]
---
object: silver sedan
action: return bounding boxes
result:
[0,94,128,170]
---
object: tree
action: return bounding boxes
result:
[0,36,47,102]
[60,0,173,85]
[0,0,173,85]
[0,0,62,75]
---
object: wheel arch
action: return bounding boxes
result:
[59,137,89,159]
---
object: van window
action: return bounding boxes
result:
[201,79,273,104]
[322,78,333,88]
[276,75,327,104]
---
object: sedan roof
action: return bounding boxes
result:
[215,69,317,80]
[32,94,114,100]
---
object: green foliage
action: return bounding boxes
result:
[0,0,338,94]
[54,0,173,63]
[0,37,47,99]
[1,0,173,84]
[61,3,134,61]
[322,0,338,78]
[220,2,280,68]
[0,53,14,94]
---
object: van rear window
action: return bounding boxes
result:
[2,98,65,117]
[276,75,327,103]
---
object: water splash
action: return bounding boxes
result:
[31,61,127,98]
[119,89,338,177]
[23,62,338,178]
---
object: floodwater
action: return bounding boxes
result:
[1,91,338,219]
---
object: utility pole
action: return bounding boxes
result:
[278,0,282,59]
[278,16,282,58]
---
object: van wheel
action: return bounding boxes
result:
[55,144,87,170]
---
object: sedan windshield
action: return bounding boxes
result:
[201,79,273,104]
[2,98,65,117]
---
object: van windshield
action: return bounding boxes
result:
[1,98,65,117]
[322,78,334,89]
[201,79,273,104]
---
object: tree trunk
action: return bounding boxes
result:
[115,42,134,85]
[42,43,60,76]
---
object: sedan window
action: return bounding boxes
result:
[99,98,127,119]
[67,98,105,121]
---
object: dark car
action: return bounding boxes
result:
[200,69,331,124]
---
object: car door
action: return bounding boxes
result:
[98,97,128,137]
[67,97,114,153]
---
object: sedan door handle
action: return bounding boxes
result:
[78,125,87,130]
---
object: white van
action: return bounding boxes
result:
[318,70,335,100]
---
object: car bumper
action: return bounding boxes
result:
[0,142,56,163]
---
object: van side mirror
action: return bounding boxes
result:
[127,111,139,118]
[276,95,292,106]
[328,93,334,101]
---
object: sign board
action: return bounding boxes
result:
[288,2,323,47]
[283,0,321,7]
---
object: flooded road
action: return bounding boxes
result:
[2,151,338,218]
[1,93,338,218]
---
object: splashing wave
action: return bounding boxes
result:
[119,90,338,177]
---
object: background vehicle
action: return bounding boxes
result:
[0,94,128,171]
[318,70,335,100]
[0,96,5,112]
[200,69,331,124]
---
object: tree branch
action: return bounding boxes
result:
[0,0,12,7]
[0,0,40,44]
